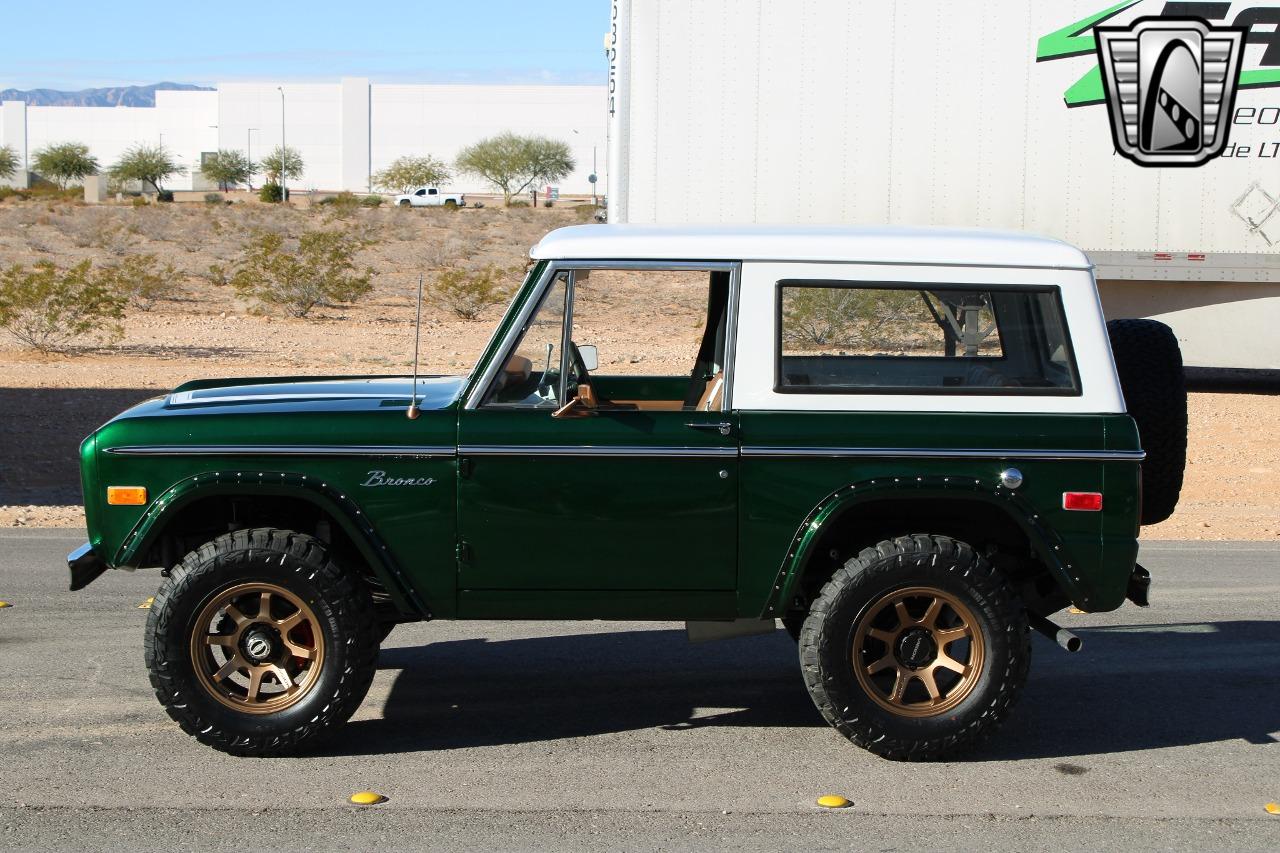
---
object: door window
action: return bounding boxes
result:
[482,273,568,408]
[480,267,733,412]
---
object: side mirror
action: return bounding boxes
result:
[578,344,599,372]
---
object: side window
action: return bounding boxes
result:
[427,188,438,195]
[480,266,733,412]
[482,273,568,408]
[414,188,426,196]
[777,282,1078,394]
[565,268,730,411]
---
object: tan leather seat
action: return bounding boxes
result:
[695,373,724,412]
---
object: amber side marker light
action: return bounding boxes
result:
[1063,492,1103,511]
[107,486,147,506]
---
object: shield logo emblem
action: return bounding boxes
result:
[1095,17,1246,166]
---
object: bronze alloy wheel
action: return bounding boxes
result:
[189,582,325,714]
[852,585,986,718]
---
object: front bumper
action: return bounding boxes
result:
[68,543,108,591]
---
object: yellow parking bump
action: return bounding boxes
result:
[1266,802,1279,815]
[0,600,11,608]
[138,597,154,609]
[350,791,387,805]
[815,795,851,809]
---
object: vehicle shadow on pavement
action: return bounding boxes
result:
[328,628,821,754]
[324,620,1279,759]
[974,620,1280,760]
[0,387,160,505]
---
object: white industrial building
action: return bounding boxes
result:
[0,78,607,194]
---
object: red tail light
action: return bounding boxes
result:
[1063,492,1103,511]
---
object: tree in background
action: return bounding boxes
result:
[32,142,98,189]
[260,146,304,185]
[372,155,452,194]
[200,150,254,192]
[455,132,574,206]
[0,145,19,181]
[109,144,185,194]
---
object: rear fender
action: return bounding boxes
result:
[762,475,1084,617]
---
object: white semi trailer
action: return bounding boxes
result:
[605,0,1280,378]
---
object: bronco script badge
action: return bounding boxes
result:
[1095,17,1246,167]
[360,470,436,487]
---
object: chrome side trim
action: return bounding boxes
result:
[458,444,738,458]
[739,447,1146,462]
[103,445,457,458]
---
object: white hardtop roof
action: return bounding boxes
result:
[531,224,1092,270]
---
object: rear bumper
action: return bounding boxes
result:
[68,543,108,591]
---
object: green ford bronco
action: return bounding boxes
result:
[69,224,1186,759]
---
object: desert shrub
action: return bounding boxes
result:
[543,200,554,208]
[156,190,174,203]
[204,192,224,205]
[259,183,284,203]
[320,191,362,218]
[0,260,127,352]
[781,287,920,349]
[507,200,530,208]
[230,230,374,318]
[202,263,229,287]
[99,253,180,311]
[360,194,384,208]
[130,196,149,208]
[428,265,513,320]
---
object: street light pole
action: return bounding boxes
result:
[277,87,286,203]
[247,128,258,191]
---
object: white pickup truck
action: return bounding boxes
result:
[394,187,465,208]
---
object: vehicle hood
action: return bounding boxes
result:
[161,375,467,414]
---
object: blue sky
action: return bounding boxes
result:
[1,1,608,90]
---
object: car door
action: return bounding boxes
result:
[456,263,740,596]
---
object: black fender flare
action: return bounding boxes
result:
[112,470,429,618]
[760,474,1085,617]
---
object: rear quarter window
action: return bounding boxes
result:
[776,281,1080,395]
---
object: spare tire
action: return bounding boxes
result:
[1106,319,1187,525]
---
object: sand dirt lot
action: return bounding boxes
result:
[0,199,1275,539]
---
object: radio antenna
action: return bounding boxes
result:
[406,273,424,420]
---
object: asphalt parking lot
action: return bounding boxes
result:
[1,531,1277,851]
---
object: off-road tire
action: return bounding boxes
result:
[144,528,379,756]
[1106,318,1187,525]
[798,535,1030,761]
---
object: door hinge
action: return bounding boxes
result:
[458,456,472,478]
[456,540,471,565]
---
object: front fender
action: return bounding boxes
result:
[762,475,1086,618]
[114,470,428,617]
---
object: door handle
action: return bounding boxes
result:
[686,421,733,436]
